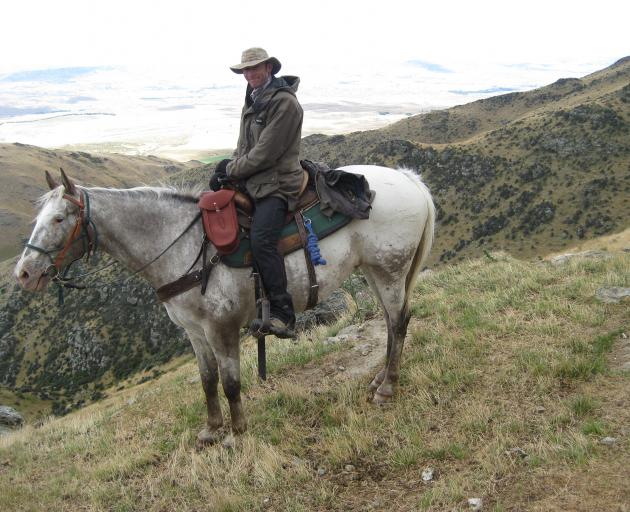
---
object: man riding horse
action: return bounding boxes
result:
[210,47,303,339]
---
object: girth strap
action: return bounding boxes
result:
[294,211,319,309]
[156,251,219,302]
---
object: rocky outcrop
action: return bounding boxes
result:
[295,289,356,332]
[0,405,23,429]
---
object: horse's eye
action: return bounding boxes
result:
[54,215,64,223]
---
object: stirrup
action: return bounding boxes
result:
[249,317,296,339]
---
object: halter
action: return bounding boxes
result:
[25,189,98,285]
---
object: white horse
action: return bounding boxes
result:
[15,166,435,444]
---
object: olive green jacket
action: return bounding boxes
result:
[226,76,303,210]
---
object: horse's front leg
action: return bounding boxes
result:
[187,330,224,445]
[213,328,247,435]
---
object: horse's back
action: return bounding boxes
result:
[338,165,434,228]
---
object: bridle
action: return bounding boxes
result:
[25,188,98,287]
[24,186,205,304]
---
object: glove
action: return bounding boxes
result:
[209,159,231,191]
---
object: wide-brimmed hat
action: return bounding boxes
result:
[230,47,281,75]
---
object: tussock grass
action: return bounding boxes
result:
[1,252,629,511]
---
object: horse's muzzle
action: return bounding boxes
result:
[14,258,53,292]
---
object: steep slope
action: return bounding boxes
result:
[1,252,628,511]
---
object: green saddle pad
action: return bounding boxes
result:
[221,201,351,268]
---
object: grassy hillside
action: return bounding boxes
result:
[0,143,198,260]
[0,254,191,420]
[302,56,630,266]
[1,251,628,511]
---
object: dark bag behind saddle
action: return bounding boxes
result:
[198,189,239,255]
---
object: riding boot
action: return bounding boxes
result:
[268,292,295,328]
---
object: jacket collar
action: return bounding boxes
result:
[245,76,300,113]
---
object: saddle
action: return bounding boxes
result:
[198,166,331,265]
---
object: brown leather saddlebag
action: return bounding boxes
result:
[198,189,240,255]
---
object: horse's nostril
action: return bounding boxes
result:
[20,270,30,280]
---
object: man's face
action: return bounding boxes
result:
[243,62,273,89]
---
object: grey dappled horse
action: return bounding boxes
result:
[15,166,435,444]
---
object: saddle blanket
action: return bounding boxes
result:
[221,201,352,268]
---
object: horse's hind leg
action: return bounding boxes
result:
[368,311,391,391]
[361,266,411,404]
[188,331,224,445]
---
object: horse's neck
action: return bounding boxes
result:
[86,187,202,286]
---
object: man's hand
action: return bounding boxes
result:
[209,159,231,191]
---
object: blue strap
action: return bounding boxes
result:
[303,217,326,265]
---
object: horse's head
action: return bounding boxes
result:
[15,169,94,291]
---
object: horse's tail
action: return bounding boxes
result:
[399,169,436,313]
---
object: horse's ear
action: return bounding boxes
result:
[59,168,76,195]
[45,170,60,190]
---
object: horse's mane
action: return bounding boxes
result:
[36,183,203,210]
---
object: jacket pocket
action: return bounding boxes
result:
[247,169,278,199]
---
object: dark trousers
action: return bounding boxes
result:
[250,196,295,325]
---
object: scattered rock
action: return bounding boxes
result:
[600,436,617,446]
[262,497,271,507]
[0,406,23,428]
[355,343,373,356]
[535,405,546,413]
[317,466,327,477]
[595,287,630,304]
[421,467,435,482]
[468,497,483,511]
[337,365,346,371]
[344,464,356,472]
[289,456,307,469]
[324,334,353,345]
[505,447,528,458]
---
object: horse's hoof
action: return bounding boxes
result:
[372,391,393,405]
[372,382,394,405]
[196,427,222,448]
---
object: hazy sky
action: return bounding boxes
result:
[1,0,628,156]
[2,0,628,78]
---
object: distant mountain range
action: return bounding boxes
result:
[0,56,628,419]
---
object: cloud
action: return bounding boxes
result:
[406,60,453,73]
[66,96,97,104]
[0,66,107,83]
[448,87,518,95]
[158,105,195,111]
[503,63,554,72]
[0,105,64,117]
